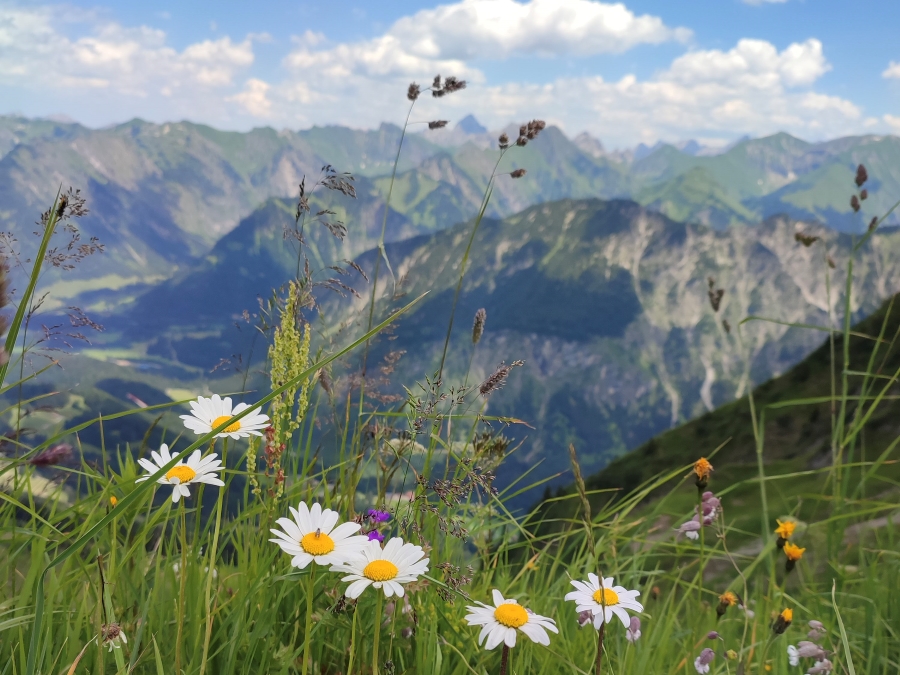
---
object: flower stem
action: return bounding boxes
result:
[302,564,316,675]
[175,502,187,673]
[373,592,383,675]
[595,623,606,675]
[698,490,706,601]
[199,439,226,675]
[346,600,358,675]
[500,645,509,675]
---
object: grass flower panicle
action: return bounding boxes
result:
[465,590,558,650]
[180,394,270,439]
[135,445,224,502]
[564,574,643,629]
[269,502,369,569]
[331,537,429,598]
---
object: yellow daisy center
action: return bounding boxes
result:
[165,465,197,483]
[212,415,241,433]
[363,559,399,582]
[593,588,620,606]
[300,531,335,556]
[494,603,529,628]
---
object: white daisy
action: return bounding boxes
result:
[136,444,224,503]
[269,502,369,569]
[564,574,643,630]
[464,589,558,650]
[180,394,269,440]
[330,537,429,598]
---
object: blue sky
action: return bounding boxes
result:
[1,0,899,147]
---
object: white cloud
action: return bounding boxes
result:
[885,114,900,132]
[0,5,254,96]
[263,36,862,146]
[283,0,689,81]
[0,1,883,146]
[883,61,900,79]
[228,78,272,117]
[388,0,692,59]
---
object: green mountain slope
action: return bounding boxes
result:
[535,291,900,537]
[106,193,900,492]
[635,167,756,227]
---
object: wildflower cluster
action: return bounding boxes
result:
[786,620,833,674]
[675,490,721,540]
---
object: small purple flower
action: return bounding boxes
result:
[808,659,833,675]
[797,642,827,660]
[675,519,702,540]
[626,616,642,642]
[807,620,826,642]
[694,648,715,674]
[367,509,391,524]
[577,609,593,628]
[707,631,720,640]
[367,530,385,543]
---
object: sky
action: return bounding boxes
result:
[1,0,899,148]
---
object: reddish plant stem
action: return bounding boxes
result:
[595,623,606,675]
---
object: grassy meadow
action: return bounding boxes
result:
[1,82,899,675]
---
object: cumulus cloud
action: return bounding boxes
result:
[0,5,254,96]
[0,1,883,145]
[883,61,900,79]
[283,0,689,82]
[265,36,862,146]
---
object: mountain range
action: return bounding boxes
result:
[6,112,900,496]
[3,113,899,300]
[98,195,900,492]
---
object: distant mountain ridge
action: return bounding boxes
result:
[99,194,900,493]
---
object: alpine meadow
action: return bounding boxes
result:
[3,2,900,675]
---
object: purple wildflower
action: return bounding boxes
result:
[694,648,715,674]
[368,509,391,523]
[367,530,385,543]
[626,616,642,642]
